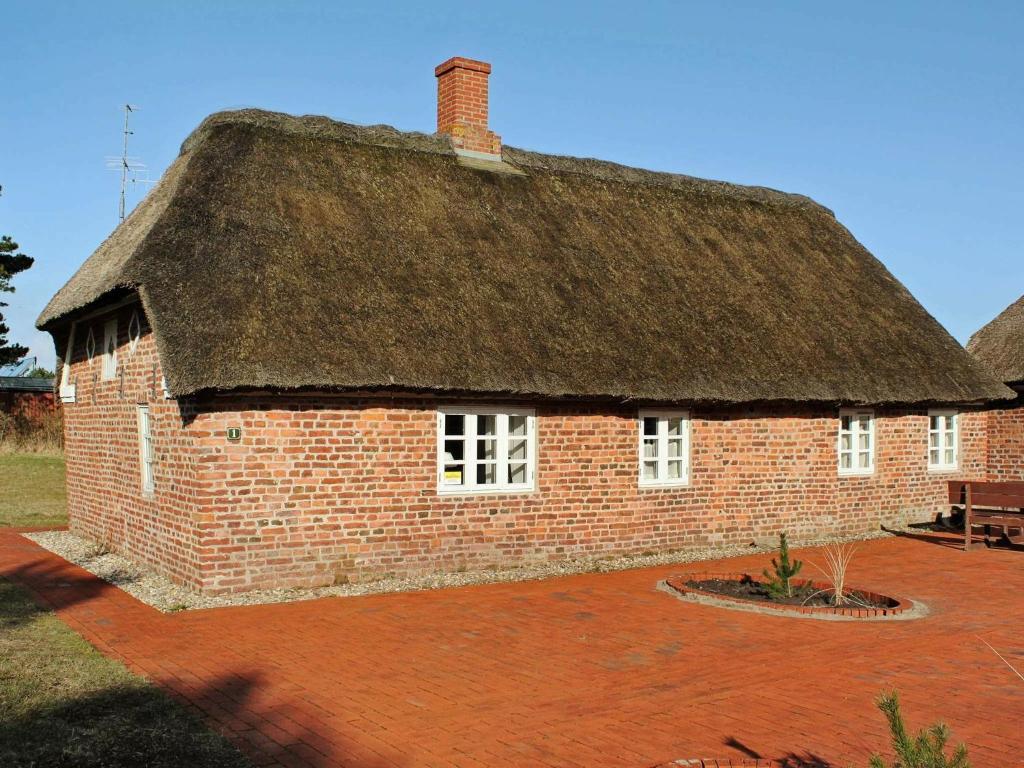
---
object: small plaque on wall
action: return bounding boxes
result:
[226,427,242,442]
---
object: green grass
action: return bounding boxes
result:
[0,452,67,527]
[0,579,251,768]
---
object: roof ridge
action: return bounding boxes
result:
[182,108,827,213]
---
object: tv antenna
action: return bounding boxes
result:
[105,104,155,222]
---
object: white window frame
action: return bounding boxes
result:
[59,321,77,403]
[928,409,959,471]
[437,406,536,494]
[127,310,142,353]
[137,404,154,495]
[838,409,875,476]
[638,410,691,487]
[101,319,117,380]
[85,326,96,362]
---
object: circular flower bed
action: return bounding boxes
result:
[664,572,911,618]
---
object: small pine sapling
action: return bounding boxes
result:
[868,690,969,768]
[762,532,803,599]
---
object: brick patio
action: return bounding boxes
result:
[2,528,1022,767]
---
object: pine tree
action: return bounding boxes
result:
[869,691,970,768]
[0,234,34,367]
[762,532,803,599]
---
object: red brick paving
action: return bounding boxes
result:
[2,528,1022,767]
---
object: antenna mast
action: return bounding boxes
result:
[106,104,153,223]
[119,104,135,222]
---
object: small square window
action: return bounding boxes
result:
[928,410,958,471]
[838,409,874,476]
[638,410,690,487]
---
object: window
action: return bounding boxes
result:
[59,321,77,403]
[438,407,535,493]
[638,410,690,486]
[838,409,874,475]
[102,319,117,379]
[137,405,154,494]
[85,327,96,362]
[928,410,958,470]
[127,310,142,352]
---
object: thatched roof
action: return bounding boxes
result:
[39,109,1012,404]
[968,294,1024,385]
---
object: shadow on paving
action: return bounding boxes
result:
[0,558,404,768]
[724,736,833,767]
[0,557,123,629]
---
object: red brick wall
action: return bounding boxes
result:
[0,389,57,426]
[185,397,987,594]
[985,396,1024,480]
[58,304,994,596]
[59,302,203,586]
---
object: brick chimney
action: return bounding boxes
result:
[434,56,501,160]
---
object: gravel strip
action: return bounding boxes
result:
[24,527,904,613]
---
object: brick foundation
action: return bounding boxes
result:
[59,302,1004,595]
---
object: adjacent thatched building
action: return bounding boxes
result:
[968,294,1024,480]
[40,57,1012,593]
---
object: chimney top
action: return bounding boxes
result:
[435,56,501,161]
[434,57,492,77]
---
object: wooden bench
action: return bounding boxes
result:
[947,481,1024,550]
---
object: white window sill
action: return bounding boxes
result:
[436,486,535,497]
[638,480,691,489]
[928,466,959,473]
[838,469,875,477]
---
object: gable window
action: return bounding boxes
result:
[137,404,154,494]
[102,319,117,379]
[928,410,958,470]
[838,409,874,475]
[85,327,96,362]
[638,410,690,487]
[127,310,142,353]
[437,407,535,493]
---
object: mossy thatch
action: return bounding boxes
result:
[968,294,1024,385]
[38,109,1012,404]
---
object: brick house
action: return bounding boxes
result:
[38,58,1012,594]
[968,294,1024,480]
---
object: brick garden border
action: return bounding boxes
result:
[663,573,917,619]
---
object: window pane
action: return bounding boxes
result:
[509,438,528,461]
[642,461,658,480]
[858,433,870,451]
[476,463,496,485]
[929,449,939,465]
[840,453,852,469]
[643,417,659,436]
[856,415,870,432]
[667,459,683,479]
[642,438,659,459]
[509,415,527,436]
[478,415,497,436]
[444,439,464,462]
[841,415,851,431]
[443,465,465,485]
[858,451,870,469]
[667,438,683,458]
[444,414,464,436]
[478,439,497,460]
[508,463,527,484]
[929,433,938,449]
[667,418,683,436]
[841,434,852,451]
[944,449,955,465]
[929,416,940,431]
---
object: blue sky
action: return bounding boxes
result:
[3,1,1022,369]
